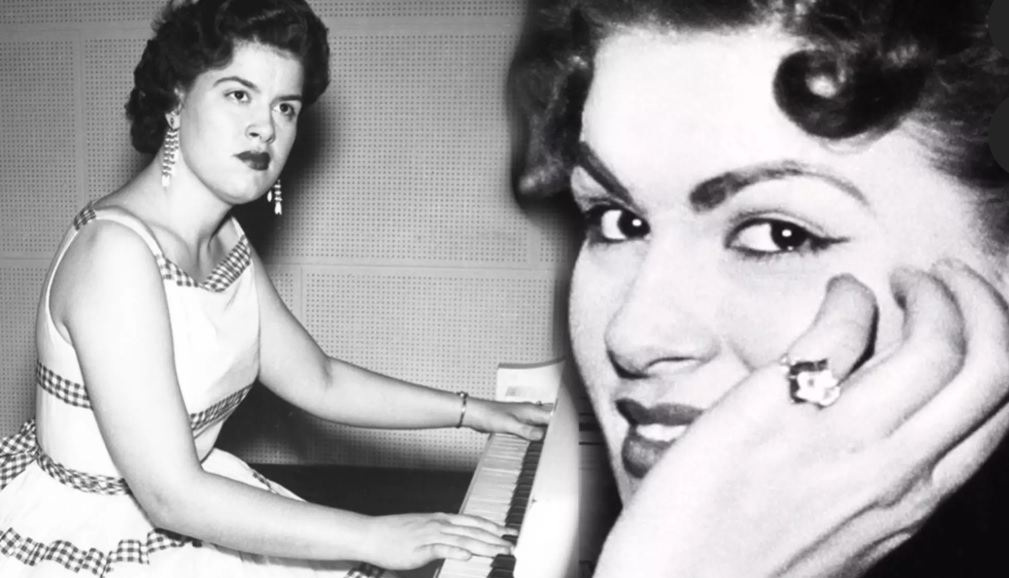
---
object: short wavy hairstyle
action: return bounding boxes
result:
[126,0,330,155]
[509,0,1009,239]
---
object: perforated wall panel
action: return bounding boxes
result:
[269,33,530,266]
[0,1,163,25]
[83,36,149,200]
[0,38,80,256]
[528,204,583,268]
[264,264,303,319]
[0,266,46,430]
[245,269,566,468]
[304,271,562,388]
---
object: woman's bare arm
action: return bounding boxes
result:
[249,249,550,437]
[54,221,513,568]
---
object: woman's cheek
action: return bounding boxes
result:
[720,265,903,371]
[718,280,836,368]
[569,248,621,382]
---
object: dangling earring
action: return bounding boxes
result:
[267,179,283,215]
[161,120,180,189]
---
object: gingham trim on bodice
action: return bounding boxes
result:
[188,387,253,432]
[36,361,252,427]
[73,205,252,293]
[157,239,252,292]
[37,362,91,409]
[3,366,253,495]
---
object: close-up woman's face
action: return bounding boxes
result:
[176,41,305,205]
[569,27,1008,499]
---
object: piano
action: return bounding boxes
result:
[435,360,580,578]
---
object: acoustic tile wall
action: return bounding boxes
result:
[0,0,579,471]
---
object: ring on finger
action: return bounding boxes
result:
[779,355,842,408]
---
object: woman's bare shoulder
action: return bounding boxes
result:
[48,216,168,338]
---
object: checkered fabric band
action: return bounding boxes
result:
[37,361,252,431]
[0,421,37,492]
[157,237,251,292]
[37,361,91,409]
[249,467,276,493]
[9,366,255,495]
[72,205,251,293]
[36,449,131,495]
[0,420,128,495]
[189,386,252,432]
[73,205,98,230]
[0,526,199,577]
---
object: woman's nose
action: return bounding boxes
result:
[604,251,720,378]
[247,109,276,143]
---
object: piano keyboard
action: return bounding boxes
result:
[436,360,579,578]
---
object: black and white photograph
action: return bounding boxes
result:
[2,1,1009,577]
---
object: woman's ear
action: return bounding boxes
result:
[165,88,185,128]
[165,111,179,130]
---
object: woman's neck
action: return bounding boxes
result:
[104,159,234,255]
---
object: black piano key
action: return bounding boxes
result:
[508,508,528,521]
[489,569,513,578]
[492,554,517,571]
[503,534,518,545]
[507,505,527,517]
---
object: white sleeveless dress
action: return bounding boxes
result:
[0,204,390,577]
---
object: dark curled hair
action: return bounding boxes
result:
[510,0,1009,240]
[126,0,330,155]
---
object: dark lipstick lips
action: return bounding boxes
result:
[618,398,703,479]
[236,151,270,171]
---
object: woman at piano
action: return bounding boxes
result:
[510,0,1009,576]
[0,0,551,576]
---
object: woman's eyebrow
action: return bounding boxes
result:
[689,161,868,212]
[214,75,259,91]
[576,143,866,211]
[576,142,633,204]
[213,75,302,102]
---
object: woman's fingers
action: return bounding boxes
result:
[444,513,515,537]
[427,543,474,562]
[833,266,965,438]
[728,274,877,418]
[514,402,554,425]
[786,273,879,382]
[497,402,551,440]
[426,514,514,557]
[893,260,1009,491]
[431,533,512,558]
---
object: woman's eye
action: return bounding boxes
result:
[228,90,249,103]
[585,206,650,242]
[277,103,298,118]
[729,219,836,256]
